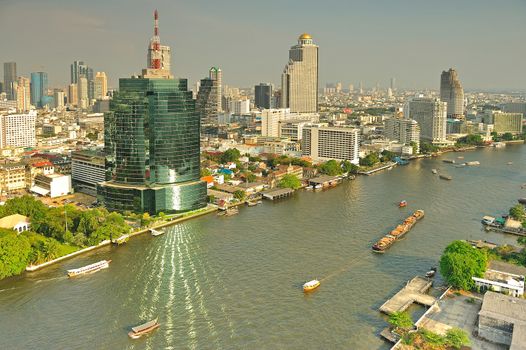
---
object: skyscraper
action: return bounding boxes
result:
[70,60,95,103]
[255,83,272,109]
[404,97,448,145]
[30,72,48,108]
[98,10,206,214]
[209,67,222,112]
[15,76,30,112]
[68,84,78,106]
[196,67,222,123]
[77,76,88,108]
[94,72,108,100]
[440,68,465,119]
[3,62,17,100]
[281,34,318,113]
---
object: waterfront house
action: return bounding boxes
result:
[0,214,30,233]
[473,260,526,297]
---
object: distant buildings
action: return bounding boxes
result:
[255,83,272,109]
[3,62,16,100]
[261,108,293,137]
[405,97,449,146]
[384,118,420,153]
[502,102,526,117]
[68,84,78,106]
[229,98,250,115]
[483,111,523,135]
[0,110,37,148]
[98,9,206,214]
[30,72,48,108]
[70,60,94,102]
[302,124,359,164]
[196,67,223,123]
[94,72,108,100]
[15,76,30,112]
[281,34,319,113]
[440,68,465,119]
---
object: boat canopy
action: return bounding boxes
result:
[132,319,158,333]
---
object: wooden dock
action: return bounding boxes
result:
[379,276,435,315]
[261,188,294,200]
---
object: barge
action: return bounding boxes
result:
[372,210,425,253]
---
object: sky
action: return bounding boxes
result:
[1,0,525,91]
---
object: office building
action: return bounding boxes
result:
[98,9,206,214]
[404,97,448,145]
[384,118,420,152]
[279,120,312,142]
[281,34,319,113]
[390,77,396,91]
[229,98,250,115]
[94,72,108,100]
[502,102,526,117]
[302,124,359,164]
[440,68,465,119]
[15,77,31,112]
[255,83,272,109]
[70,61,95,101]
[78,76,88,109]
[196,67,222,123]
[483,111,523,135]
[0,110,37,148]
[71,150,105,195]
[68,84,78,106]
[54,91,65,109]
[0,163,27,194]
[261,108,292,137]
[30,72,48,108]
[3,62,17,100]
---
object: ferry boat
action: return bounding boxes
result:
[464,161,480,166]
[398,200,407,208]
[67,260,111,277]
[150,228,164,237]
[372,210,425,253]
[431,169,438,174]
[439,174,452,180]
[303,279,320,292]
[128,318,160,339]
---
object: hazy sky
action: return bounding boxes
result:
[1,0,525,91]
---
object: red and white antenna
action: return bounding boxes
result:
[150,9,162,69]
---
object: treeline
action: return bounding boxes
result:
[0,196,130,279]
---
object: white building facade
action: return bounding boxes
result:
[404,97,448,146]
[0,110,37,148]
[302,124,359,164]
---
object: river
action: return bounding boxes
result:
[0,145,525,349]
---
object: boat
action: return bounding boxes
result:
[507,162,513,165]
[443,159,455,164]
[112,234,129,245]
[67,260,111,277]
[425,267,437,278]
[224,207,239,216]
[372,210,424,252]
[519,198,526,205]
[247,201,258,207]
[493,142,506,148]
[457,156,464,159]
[431,169,438,174]
[398,200,407,208]
[439,174,452,180]
[464,161,480,166]
[128,318,160,339]
[150,228,165,237]
[303,279,320,292]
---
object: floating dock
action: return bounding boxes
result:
[379,276,435,315]
[261,188,294,200]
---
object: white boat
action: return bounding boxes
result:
[303,279,320,292]
[431,169,438,174]
[150,228,165,237]
[67,260,111,277]
[128,318,160,339]
[464,161,480,166]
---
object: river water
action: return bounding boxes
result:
[1,146,525,350]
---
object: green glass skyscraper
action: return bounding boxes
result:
[98,10,206,214]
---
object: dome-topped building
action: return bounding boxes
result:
[298,33,313,45]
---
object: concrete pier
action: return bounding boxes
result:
[379,276,435,315]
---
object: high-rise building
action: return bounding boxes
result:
[255,83,272,109]
[229,98,250,115]
[502,103,526,117]
[390,77,396,91]
[15,77,31,112]
[71,61,95,102]
[196,67,222,123]
[440,68,465,119]
[0,110,37,148]
[404,97,448,145]
[384,118,420,152]
[281,34,318,113]
[54,91,65,109]
[301,124,359,164]
[483,111,523,135]
[3,62,17,100]
[98,9,206,215]
[78,76,88,109]
[261,108,293,137]
[68,84,78,106]
[30,72,48,108]
[348,84,354,93]
[94,72,108,100]
[71,150,105,195]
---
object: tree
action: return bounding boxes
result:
[458,134,483,146]
[220,148,241,164]
[380,150,396,162]
[445,327,470,349]
[233,190,246,201]
[420,329,446,346]
[502,132,514,141]
[410,141,418,155]
[0,232,31,279]
[245,173,257,183]
[200,168,212,177]
[278,174,301,190]
[439,240,487,290]
[420,142,439,154]
[359,152,380,167]
[509,204,525,221]
[319,160,343,176]
[388,311,413,330]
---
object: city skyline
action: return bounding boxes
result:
[1,0,526,91]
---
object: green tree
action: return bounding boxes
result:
[319,160,343,175]
[278,174,301,190]
[445,327,470,349]
[233,190,246,201]
[420,329,446,346]
[410,141,418,155]
[340,160,358,174]
[200,168,212,177]
[220,148,241,164]
[502,132,514,141]
[420,142,439,154]
[359,152,380,167]
[0,232,31,279]
[509,204,525,221]
[380,150,396,162]
[439,240,487,290]
[458,134,483,146]
[388,311,413,330]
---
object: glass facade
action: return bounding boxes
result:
[98,77,207,214]
[30,72,48,108]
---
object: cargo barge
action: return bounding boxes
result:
[372,210,425,253]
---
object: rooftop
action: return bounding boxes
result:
[479,291,526,325]
[489,260,526,277]
[0,214,29,229]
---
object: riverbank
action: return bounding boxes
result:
[24,204,218,272]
